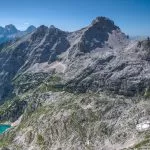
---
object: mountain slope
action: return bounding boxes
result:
[0,17,150,150]
[0,16,149,100]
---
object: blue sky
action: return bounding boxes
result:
[0,0,150,36]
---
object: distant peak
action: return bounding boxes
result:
[37,25,48,30]
[91,16,119,30]
[92,17,112,24]
[32,25,48,36]
[35,25,48,33]
[49,25,62,32]
[27,25,36,29]
[5,24,17,30]
[49,25,56,29]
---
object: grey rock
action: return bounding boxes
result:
[0,16,150,100]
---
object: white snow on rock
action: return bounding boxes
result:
[136,121,150,131]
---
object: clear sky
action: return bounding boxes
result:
[0,0,150,36]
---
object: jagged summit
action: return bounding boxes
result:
[67,16,126,55]
[5,24,18,34]
[25,25,36,33]
[49,25,61,32]
[92,16,114,24]
[49,25,56,29]
[31,25,47,37]
[91,16,120,30]
[5,24,18,30]
[36,25,48,31]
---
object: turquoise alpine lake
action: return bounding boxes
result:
[0,124,11,134]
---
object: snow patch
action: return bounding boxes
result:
[136,121,150,131]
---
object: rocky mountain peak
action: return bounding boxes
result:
[5,24,18,33]
[26,25,36,33]
[49,25,56,29]
[31,25,48,41]
[48,25,67,35]
[91,16,119,30]
[49,25,60,33]
[68,16,123,55]
[36,25,48,32]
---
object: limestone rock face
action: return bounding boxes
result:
[0,17,150,150]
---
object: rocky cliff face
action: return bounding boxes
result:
[0,17,150,150]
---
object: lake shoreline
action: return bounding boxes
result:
[0,124,11,134]
[0,115,23,127]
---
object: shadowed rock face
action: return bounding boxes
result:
[84,17,120,50]
[0,25,70,99]
[67,17,126,59]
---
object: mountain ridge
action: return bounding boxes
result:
[0,24,36,44]
[0,16,150,150]
[0,16,146,99]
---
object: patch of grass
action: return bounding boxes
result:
[144,88,150,98]
[0,130,15,148]
[70,112,86,140]
[35,75,64,93]
[13,73,49,94]
[0,95,28,123]
[0,96,19,120]
[38,83,64,93]
[0,139,9,148]
[17,103,55,131]
[37,134,45,145]
[132,134,150,149]
[134,139,150,149]
[46,76,61,83]
[56,97,79,110]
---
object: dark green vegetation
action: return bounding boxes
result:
[0,96,27,122]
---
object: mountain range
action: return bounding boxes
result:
[0,24,36,44]
[0,17,150,150]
